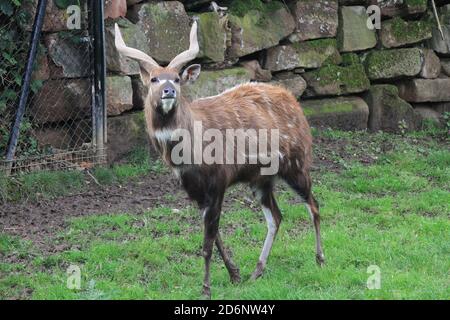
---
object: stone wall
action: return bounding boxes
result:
[31,0,450,162]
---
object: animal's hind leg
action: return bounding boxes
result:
[305,195,325,266]
[215,232,241,283]
[284,171,325,266]
[251,182,282,280]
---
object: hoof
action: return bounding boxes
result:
[228,264,241,284]
[250,262,264,281]
[201,285,211,300]
[230,271,241,284]
[316,253,325,267]
[250,270,263,281]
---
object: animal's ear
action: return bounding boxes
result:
[139,65,152,86]
[181,64,201,85]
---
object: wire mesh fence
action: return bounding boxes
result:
[0,0,106,175]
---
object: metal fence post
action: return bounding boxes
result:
[91,0,107,161]
[4,0,48,173]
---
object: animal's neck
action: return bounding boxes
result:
[145,97,193,132]
[144,98,194,165]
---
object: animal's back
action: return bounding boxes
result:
[190,82,313,171]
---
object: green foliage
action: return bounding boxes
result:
[404,0,427,8]
[53,0,80,10]
[0,0,42,158]
[57,30,85,45]
[443,112,450,134]
[0,0,22,16]
[398,119,409,136]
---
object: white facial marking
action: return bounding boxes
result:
[159,79,176,85]
[154,128,175,143]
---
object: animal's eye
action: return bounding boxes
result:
[174,78,180,83]
[150,77,158,83]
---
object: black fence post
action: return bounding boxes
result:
[5,0,48,172]
[91,0,106,161]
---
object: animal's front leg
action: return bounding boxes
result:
[215,232,241,283]
[201,197,223,299]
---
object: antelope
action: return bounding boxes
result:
[114,20,324,299]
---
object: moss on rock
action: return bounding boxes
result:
[303,102,354,117]
[105,18,150,75]
[306,38,337,50]
[107,111,150,164]
[341,53,360,66]
[296,39,341,66]
[265,38,342,71]
[302,96,369,130]
[363,84,418,132]
[288,0,338,42]
[303,63,370,96]
[197,12,227,62]
[127,2,191,63]
[405,0,428,11]
[183,67,252,100]
[228,0,284,29]
[229,0,283,18]
[228,3,295,57]
[106,76,133,116]
[364,48,423,80]
[381,17,432,48]
[319,64,368,89]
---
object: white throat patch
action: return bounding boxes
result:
[154,128,175,143]
[161,98,176,114]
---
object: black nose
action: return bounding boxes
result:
[162,86,176,98]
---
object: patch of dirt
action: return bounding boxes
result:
[0,171,260,255]
[0,172,188,254]
[312,134,389,171]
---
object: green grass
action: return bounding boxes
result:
[0,170,85,202]
[0,131,449,299]
[0,148,167,202]
[92,157,166,185]
[98,147,167,183]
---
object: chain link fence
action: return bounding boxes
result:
[0,0,105,175]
